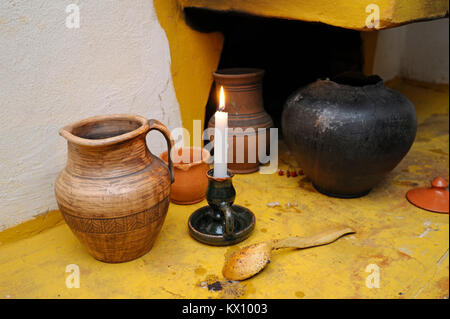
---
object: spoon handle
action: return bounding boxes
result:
[272,226,355,250]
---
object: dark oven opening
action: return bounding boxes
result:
[185,8,364,136]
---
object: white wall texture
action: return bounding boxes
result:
[373,18,449,83]
[0,1,182,230]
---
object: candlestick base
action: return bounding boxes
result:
[187,169,255,246]
[188,205,255,246]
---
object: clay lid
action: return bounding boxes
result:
[406,177,449,214]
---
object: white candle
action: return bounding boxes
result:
[214,86,228,178]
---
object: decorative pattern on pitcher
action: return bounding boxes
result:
[61,197,169,234]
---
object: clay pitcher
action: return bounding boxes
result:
[55,114,174,263]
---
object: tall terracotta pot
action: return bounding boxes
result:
[55,114,174,263]
[208,68,273,174]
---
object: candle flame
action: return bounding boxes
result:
[219,86,225,111]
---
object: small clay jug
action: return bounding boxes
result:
[55,114,174,263]
[160,147,210,205]
[208,68,273,174]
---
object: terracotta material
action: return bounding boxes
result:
[406,177,449,213]
[222,226,355,281]
[55,114,174,263]
[160,147,210,205]
[208,68,273,174]
[282,73,417,198]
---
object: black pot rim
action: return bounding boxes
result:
[326,73,384,89]
[213,68,265,78]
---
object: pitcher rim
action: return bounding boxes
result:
[59,114,150,147]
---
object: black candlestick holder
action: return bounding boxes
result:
[188,169,255,246]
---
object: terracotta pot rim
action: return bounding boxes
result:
[213,68,265,79]
[59,114,150,147]
[160,146,211,171]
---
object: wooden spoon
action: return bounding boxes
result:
[222,226,355,281]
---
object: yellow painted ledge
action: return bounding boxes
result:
[0,79,448,299]
[154,0,224,147]
[180,0,449,31]
[0,210,63,246]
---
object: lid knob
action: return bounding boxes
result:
[431,177,448,189]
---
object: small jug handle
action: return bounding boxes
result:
[148,119,175,184]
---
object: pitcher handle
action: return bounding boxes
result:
[148,119,175,184]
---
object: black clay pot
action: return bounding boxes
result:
[282,74,417,198]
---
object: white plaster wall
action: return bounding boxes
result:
[373,18,449,83]
[402,18,449,83]
[371,25,406,81]
[0,1,182,230]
